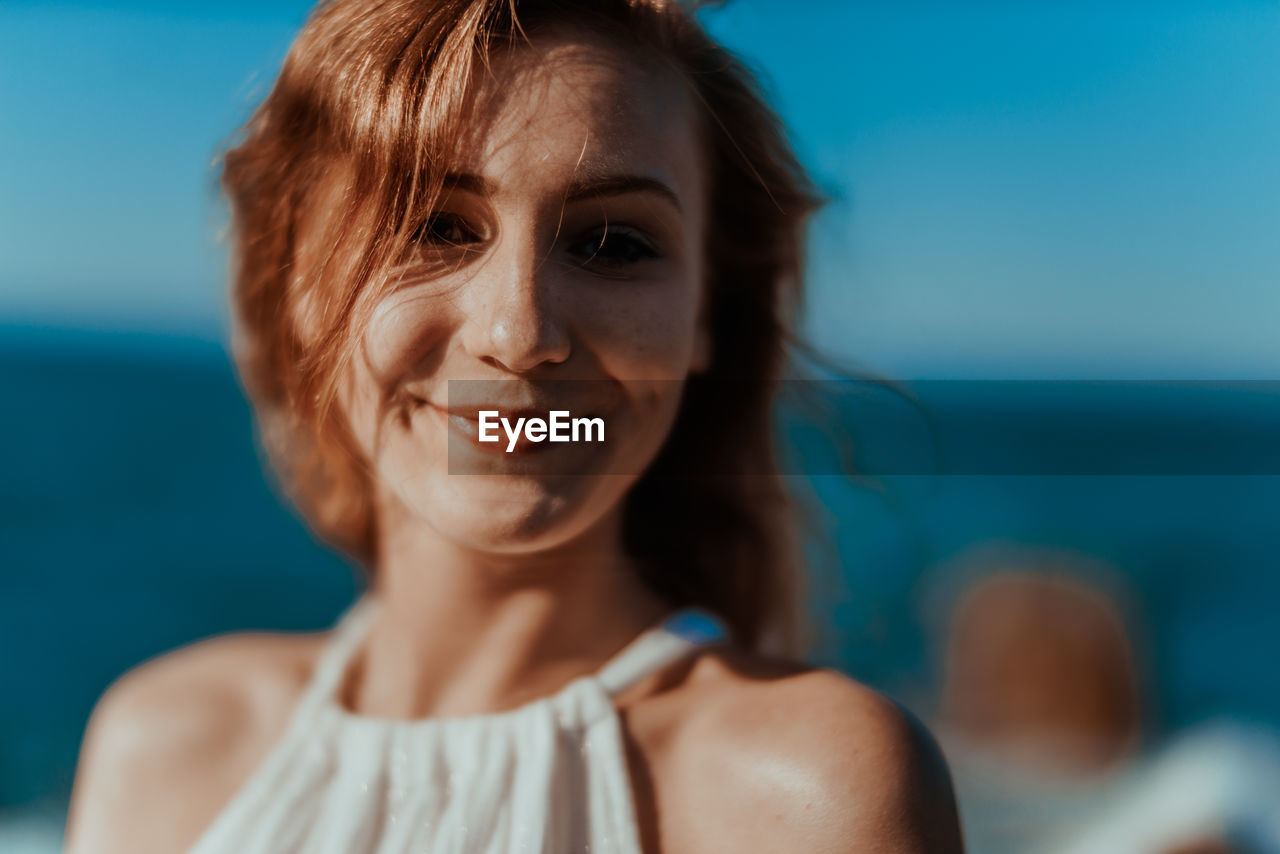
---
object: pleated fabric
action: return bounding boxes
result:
[185,594,728,854]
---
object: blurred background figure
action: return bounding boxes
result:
[939,558,1142,775]
[932,547,1280,854]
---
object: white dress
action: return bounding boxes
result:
[184,593,729,854]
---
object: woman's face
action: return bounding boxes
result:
[331,28,709,554]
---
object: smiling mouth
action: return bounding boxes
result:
[409,396,604,456]
[408,398,486,442]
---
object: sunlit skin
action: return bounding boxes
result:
[342,34,709,550]
[64,24,964,854]
[328,27,711,722]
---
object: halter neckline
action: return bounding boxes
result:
[304,593,729,732]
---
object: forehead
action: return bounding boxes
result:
[452,27,703,201]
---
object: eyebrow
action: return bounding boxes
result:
[442,171,682,212]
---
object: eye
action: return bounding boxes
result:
[568,225,660,267]
[410,212,483,248]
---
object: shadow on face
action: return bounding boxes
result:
[312,25,714,555]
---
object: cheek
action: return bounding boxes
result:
[337,288,456,456]
[577,283,704,377]
[333,352,384,462]
[358,285,457,388]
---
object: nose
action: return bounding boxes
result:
[459,230,572,374]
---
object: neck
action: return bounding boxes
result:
[341,488,672,719]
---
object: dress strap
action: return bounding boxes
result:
[594,607,730,698]
[296,592,381,712]
[298,595,728,708]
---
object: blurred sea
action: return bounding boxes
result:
[3,323,1279,825]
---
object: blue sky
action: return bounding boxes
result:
[3,1,1278,377]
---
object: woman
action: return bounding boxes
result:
[65,1,963,851]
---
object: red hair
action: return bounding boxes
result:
[221,0,824,655]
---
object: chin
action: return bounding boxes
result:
[396,468,636,554]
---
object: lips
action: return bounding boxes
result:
[409,395,603,455]
[443,404,546,423]
[411,397,542,426]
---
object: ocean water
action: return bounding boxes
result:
[3,324,1278,812]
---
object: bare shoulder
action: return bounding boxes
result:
[64,627,325,854]
[644,646,964,854]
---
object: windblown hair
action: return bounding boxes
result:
[221,0,824,655]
